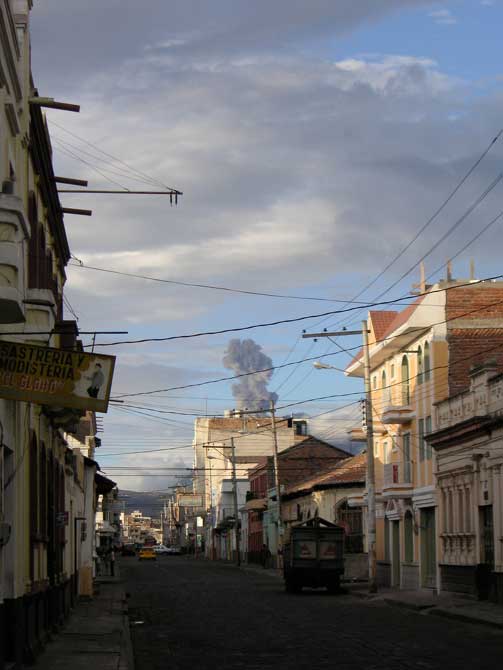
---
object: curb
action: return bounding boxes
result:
[428,607,503,631]
[382,597,435,612]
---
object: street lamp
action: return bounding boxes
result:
[313,361,337,370]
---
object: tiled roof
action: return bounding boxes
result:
[283,451,366,496]
[345,295,426,372]
[369,310,398,340]
[380,294,426,340]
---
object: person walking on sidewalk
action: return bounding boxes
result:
[110,548,116,577]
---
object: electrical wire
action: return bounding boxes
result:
[48,119,180,193]
[88,273,503,349]
[112,282,503,398]
[66,261,437,305]
[346,128,503,302]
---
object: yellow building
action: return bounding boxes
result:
[346,275,503,591]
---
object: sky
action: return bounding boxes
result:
[29,0,503,493]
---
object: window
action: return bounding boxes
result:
[404,511,414,563]
[418,418,425,462]
[382,370,390,404]
[424,342,431,381]
[372,376,377,390]
[425,416,432,459]
[401,355,410,405]
[337,501,363,553]
[403,433,411,482]
[295,421,307,436]
[383,441,391,464]
[417,346,423,385]
[391,363,395,378]
[374,440,379,457]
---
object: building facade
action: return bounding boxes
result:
[346,275,503,591]
[427,362,503,602]
[0,3,103,663]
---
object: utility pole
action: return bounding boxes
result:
[361,320,377,593]
[302,322,377,593]
[270,400,283,568]
[230,438,241,567]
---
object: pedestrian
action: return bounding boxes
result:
[110,548,116,577]
[260,544,271,569]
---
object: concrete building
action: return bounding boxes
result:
[346,272,503,591]
[193,414,312,512]
[427,362,503,602]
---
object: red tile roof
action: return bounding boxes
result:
[369,310,398,340]
[283,451,366,496]
[379,294,426,340]
[346,295,426,372]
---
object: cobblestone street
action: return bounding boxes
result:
[122,557,503,670]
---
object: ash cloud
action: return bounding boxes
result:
[222,338,278,411]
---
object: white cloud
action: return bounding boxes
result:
[428,8,458,24]
[29,2,503,490]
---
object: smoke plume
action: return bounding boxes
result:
[223,338,278,411]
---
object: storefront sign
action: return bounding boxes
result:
[0,340,115,412]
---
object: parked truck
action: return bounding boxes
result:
[282,517,345,593]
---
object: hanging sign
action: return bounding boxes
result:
[0,340,115,412]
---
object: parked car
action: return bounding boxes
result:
[138,547,157,561]
[153,544,170,555]
[166,546,181,555]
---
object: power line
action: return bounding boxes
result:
[112,281,503,398]
[348,128,503,302]
[67,261,431,305]
[89,273,503,349]
[372,172,503,300]
[274,129,503,382]
[49,119,180,192]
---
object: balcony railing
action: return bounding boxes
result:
[383,461,413,487]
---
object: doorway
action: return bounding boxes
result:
[481,506,494,567]
[392,521,400,587]
[420,508,436,588]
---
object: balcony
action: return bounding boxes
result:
[0,194,28,323]
[381,405,415,425]
[383,461,413,488]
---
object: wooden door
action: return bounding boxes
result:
[420,508,436,589]
[392,521,400,587]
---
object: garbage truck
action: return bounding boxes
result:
[282,516,345,593]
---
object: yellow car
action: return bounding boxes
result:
[138,547,157,561]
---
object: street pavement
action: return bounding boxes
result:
[122,556,503,670]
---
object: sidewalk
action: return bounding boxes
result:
[347,583,503,630]
[35,572,133,670]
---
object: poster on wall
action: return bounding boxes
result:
[0,339,116,412]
